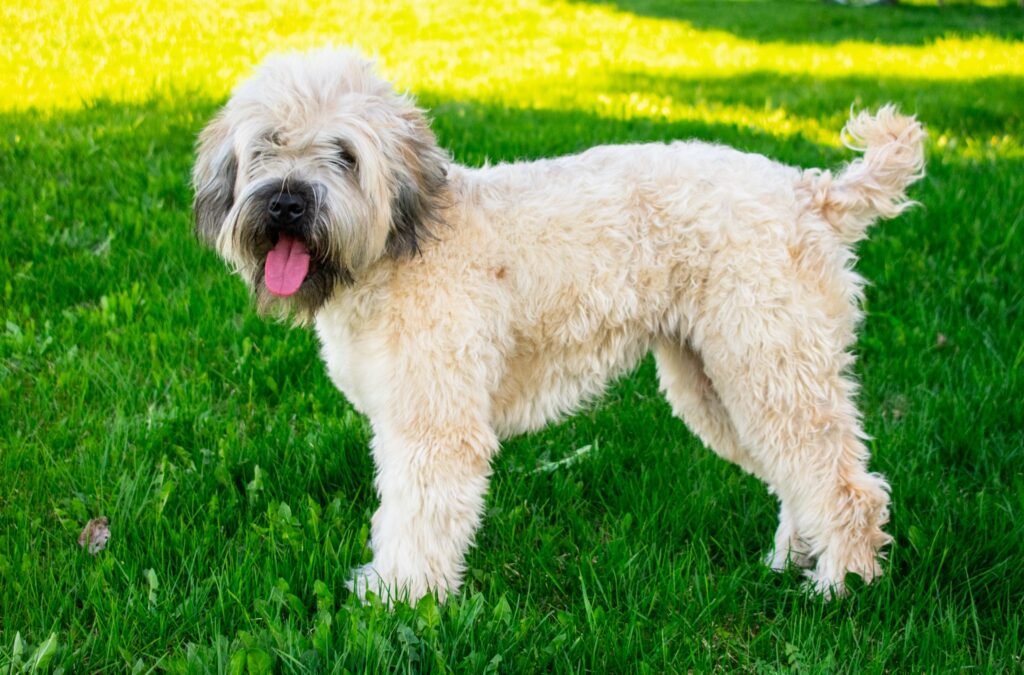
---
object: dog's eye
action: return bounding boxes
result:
[333,145,357,171]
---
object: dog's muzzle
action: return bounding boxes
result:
[237,179,347,312]
[268,191,306,227]
[258,182,317,297]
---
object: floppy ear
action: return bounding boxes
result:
[192,111,238,247]
[385,103,450,258]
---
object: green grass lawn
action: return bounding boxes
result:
[2,0,1023,671]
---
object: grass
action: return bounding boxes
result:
[1,0,1022,671]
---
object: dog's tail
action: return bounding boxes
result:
[805,105,926,243]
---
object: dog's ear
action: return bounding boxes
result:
[385,103,450,258]
[193,111,238,247]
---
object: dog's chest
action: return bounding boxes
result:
[314,308,383,419]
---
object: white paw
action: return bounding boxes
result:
[765,547,789,572]
[345,563,386,604]
[765,543,814,572]
[346,563,424,606]
[801,569,847,601]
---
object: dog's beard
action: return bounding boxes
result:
[229,180,352,320]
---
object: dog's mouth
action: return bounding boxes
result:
[265,233,312,297]
[255,228,349,315]
[236,180,351,315]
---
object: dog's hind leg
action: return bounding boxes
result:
[694,297,892,598]
[654,339,759,475]
[654,340,813,570]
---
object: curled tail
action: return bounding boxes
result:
[806,105,926,243]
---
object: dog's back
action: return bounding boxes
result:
[425,114,925,439]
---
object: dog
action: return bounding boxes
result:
[193,48,925,603]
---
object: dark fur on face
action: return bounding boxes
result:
[237,180,352,319]
[194,157,237,246]
[384,113,451,258]
[193,111,238,247]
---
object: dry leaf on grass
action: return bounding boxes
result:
[78,516,110,554]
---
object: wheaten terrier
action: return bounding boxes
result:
[193,48,925,603]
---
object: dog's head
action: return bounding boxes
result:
[193,48,449,319]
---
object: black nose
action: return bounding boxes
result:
[268,192,306,225]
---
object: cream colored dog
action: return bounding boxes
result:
[193,48,925,603]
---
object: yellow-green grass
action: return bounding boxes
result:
[1,0,1022,671]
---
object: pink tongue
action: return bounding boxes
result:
[265,234,311,297]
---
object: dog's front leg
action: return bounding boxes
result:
[349,416,497,605]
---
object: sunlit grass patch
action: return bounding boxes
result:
[5,0,1022,154]
[5,0,1024,114]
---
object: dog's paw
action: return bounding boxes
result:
[765,548,789,572]
[346,563,418,606]
[801,569,850,601]
[765,544,814,572]
[345,563,385,604]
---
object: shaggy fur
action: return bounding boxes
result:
[193,48,926,603]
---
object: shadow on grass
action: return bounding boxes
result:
[582,70,1024,139]
[1,69,1022,670]
[2,67,1020,419]
[2,66,1020,464]
[5,92,838,509]
[574,0,1024,45]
